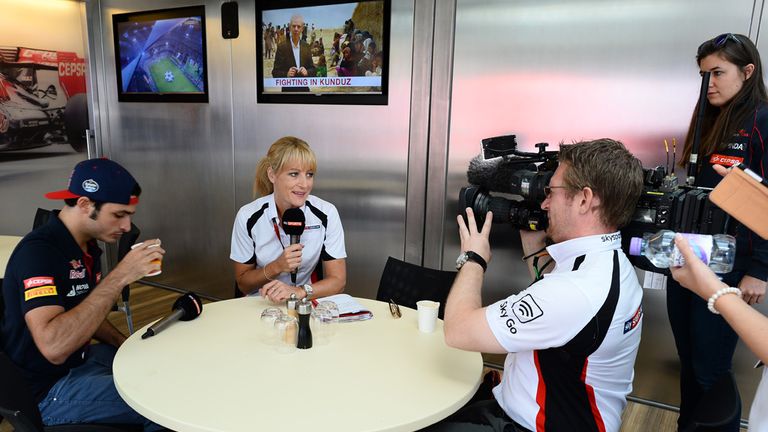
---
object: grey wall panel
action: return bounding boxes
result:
[96,0,235,299]
[444,0,760,415]
[231,0,415,300]
[90,0,415,301]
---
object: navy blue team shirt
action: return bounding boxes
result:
[1,213,102,402]
[694,103,768,281]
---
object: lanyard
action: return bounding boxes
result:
[271,217,286,249]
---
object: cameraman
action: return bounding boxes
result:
[672,33,768,431]
[439,139,644,432]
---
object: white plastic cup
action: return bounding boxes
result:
[417,300,440,333]
[130,241,162,276]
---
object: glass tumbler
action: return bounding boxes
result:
[311,307,333,345]
[260,307,283,345]
[273,315,298,354]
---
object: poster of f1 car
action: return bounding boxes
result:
[116,17,205,96]
[0,46,88,152]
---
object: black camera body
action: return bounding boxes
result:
[621,166,732,272]
[459,135,732,267]
[459,135,558,231]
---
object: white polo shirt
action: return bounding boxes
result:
[486,233,643,432]
[230,194,346,287]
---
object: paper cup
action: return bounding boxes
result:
[417,300,440,333]
[131,241,162,276]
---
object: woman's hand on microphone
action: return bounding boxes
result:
[271,244,304,274]
[260,280,304,302]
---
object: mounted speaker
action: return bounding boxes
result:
[221,2,239,39]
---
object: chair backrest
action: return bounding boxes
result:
[117,223,140,262]
[685,371,741,432]
[0,351,46,432]
[117,223,140,304]
[33,208,53,231]
[375,256,457,319]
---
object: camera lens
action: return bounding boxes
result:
[459,186,548,231]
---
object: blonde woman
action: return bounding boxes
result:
[230,137,346,302]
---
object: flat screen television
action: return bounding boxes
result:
[256,0,390,105]
[112,6,209,103]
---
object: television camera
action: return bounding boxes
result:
[458,134,558,231]
[459,135,732,273]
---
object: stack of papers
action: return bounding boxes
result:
[313,294,373,322]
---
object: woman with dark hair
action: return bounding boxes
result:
[230,137,346,302]
[671,33,768,431]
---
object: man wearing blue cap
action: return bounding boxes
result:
[1,158,165,430]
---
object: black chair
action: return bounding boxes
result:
[375,256,457,319]
[33,208,140,334]
[683,371,741,432]
[0,351,139,431]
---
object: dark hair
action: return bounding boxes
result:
[682,33,768,166]
[558,138,644,229]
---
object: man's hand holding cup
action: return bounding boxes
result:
[129,239,164,278]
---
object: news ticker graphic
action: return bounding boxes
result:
[265,76,382,88]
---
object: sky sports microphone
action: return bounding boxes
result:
[281,208,305,284]
[141,292,203,339]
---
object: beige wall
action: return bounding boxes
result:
[0,0,85,54]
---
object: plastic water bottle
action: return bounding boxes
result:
[629,230,736,273]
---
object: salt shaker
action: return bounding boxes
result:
[286,293,299,319]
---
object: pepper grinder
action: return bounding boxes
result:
[297,298,313,349]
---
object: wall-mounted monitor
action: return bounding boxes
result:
[112,6,209,103]
[256,0,390,105]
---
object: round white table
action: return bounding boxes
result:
[114,297,483,432]
[0,235,23,277]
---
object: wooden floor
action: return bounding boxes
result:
[0,285,744,432]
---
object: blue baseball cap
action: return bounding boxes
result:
[45,158,140,205]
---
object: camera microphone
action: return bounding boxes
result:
[281,208,305,284]
[467,155,519,194]
[142,292,203,339]
[467,155,553,202]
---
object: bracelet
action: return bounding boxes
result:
[263,264,273,281]
[707,287,742,314]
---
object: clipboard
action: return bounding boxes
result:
[709,164,768,239]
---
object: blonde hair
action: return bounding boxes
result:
[253,136,317,198]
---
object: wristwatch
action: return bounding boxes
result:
[456,251,487,272]
[302,284,314,298]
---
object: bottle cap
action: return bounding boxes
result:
[629,237,642,256]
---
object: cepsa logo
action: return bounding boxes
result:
[24,276,54,289]
[59,61,85,77]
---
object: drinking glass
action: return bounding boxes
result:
[273,315,298,354]
[260,307,283,345]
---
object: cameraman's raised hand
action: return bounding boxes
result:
[457,208,492,264]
